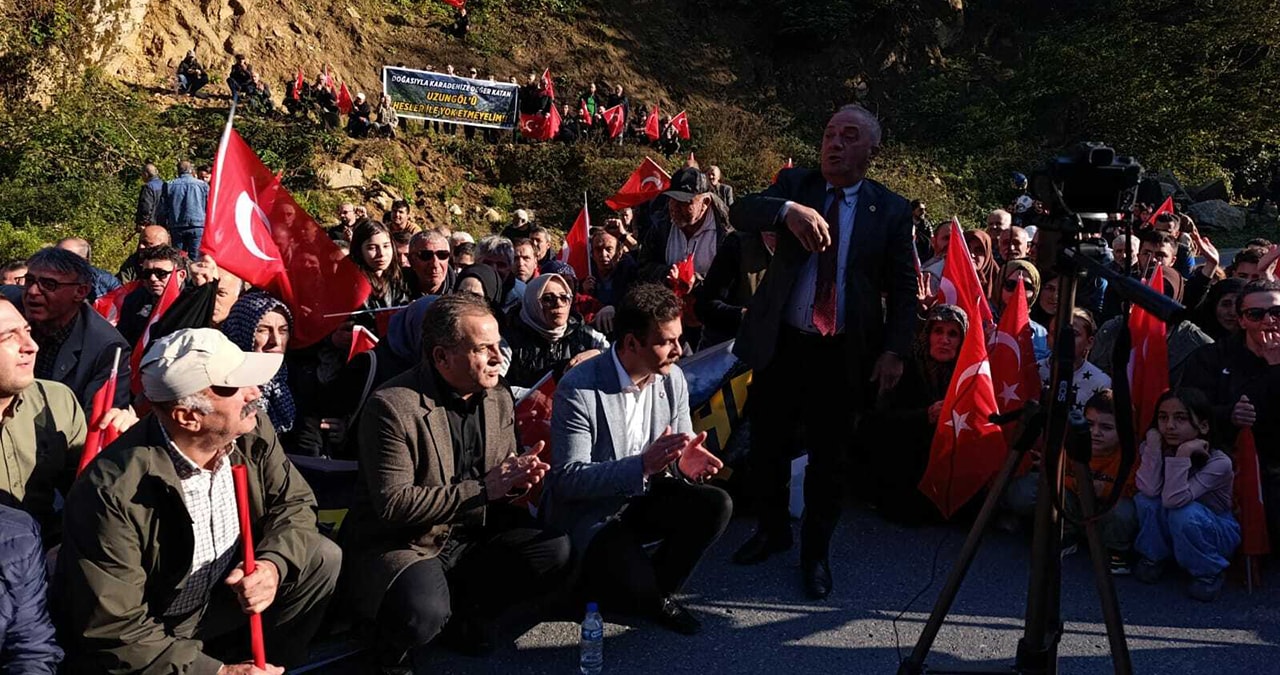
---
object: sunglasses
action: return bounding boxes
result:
[539,293,572,307]
[1241,306,1280,322]
[210,385,241,398]
[24,275,84,292]
[141,268,174,281]
[415,250,451,262]
[1002,278,1029,292]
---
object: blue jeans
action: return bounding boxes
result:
[171,227,203,260]
[1134,494,1240,577]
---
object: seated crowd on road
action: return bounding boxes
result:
[1,93,1278,674]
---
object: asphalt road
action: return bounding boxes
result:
[308,505,1280,674]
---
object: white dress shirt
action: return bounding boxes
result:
[611,347,658,460]
[783,181,862,333]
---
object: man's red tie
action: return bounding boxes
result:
[812,188,842,336]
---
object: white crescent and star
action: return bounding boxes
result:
[234,191,279,262]
[990,329,1025,406]
[640,176,664,190]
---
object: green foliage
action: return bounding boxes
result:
[487,184,515,211]
[379,161,421,195]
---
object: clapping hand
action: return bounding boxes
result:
[640,426,689,477]
[676,431,724,483]
[486,442,550,498]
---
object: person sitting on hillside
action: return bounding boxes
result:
[347,92,373,137]
[176,50,209,96]
[226,54,254,97]
[387,200,421,235]
[374,93,398,138]
[656,115,681,154]
[284,76,312,120]
[500,208,533,242]
[245,70,274,115]
[452,5,469,40]
[558,103,582,143]
[312,76,340,129]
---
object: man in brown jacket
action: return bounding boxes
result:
[341,292,570,669]
[57,328,340,675]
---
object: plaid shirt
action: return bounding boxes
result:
[159,426,240,617]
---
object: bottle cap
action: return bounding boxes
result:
[587,601,599,613]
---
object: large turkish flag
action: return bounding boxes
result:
[559,195,592,281]
[605,157,671,210]
[204,125,369,347]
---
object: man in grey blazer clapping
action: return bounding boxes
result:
[547,284,732,635]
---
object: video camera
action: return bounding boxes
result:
[1030,142,1143,217]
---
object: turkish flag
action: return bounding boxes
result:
[580,100,592,126]
[605,157,671,210]
[441,0,465,7]
[936,219,994,327]
[93,280,140,326]
[602,104,625,139]
[293,67,303,101]
[1234,428,1271,557]
[1144,196,1174,228]
[511,372,556,511]
[77,348,122,476]
[644,104,660,141]
[129,266,183,396]
[203,126,370,348]
[918,313,1005,519]
[547,103,562,139]
[559,195,592,280]
[337,81,353,115]
[347,324,379,363]
[670,252,696,298]
[519,112,554,141]
[541,67,555,101]
[670,110,691,140]
[1127,265,1169,431]
[989,277,1040,415]
[772,158,793,184]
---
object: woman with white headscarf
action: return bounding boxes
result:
[503,273,608,387]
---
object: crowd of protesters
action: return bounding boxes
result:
[173,49,691,153]
[1,93,1279,674]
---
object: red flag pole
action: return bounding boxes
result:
[231,465,268,670]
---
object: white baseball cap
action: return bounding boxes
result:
[141,328,282,402]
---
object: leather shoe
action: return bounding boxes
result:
[732,528,793,565]
[802,558,832,600]
[655,596,702,635]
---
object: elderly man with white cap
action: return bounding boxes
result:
[347,91,373,137]
[57,328,340,675]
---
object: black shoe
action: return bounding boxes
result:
[436,616,494,657]
[802,558,833,600]
[732,528,793,565]
[655,596,702,635]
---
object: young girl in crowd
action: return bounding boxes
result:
[1134,388,1239,602]
[350,219,412,331]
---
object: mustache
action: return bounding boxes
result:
[241,397,266,419]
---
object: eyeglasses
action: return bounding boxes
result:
[141,268,173,281]
[539,293,572,307]
[415,249,451,262]
[1241,306,1280,322]
[24,275,84,292]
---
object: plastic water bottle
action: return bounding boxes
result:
[579,601,604,674]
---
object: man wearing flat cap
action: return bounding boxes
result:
[636,166,733,284]
[57,328,340,675]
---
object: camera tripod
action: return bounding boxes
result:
[897,217,1181,675]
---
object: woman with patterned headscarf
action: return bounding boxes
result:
[856,304,969,524]
[220,292,296,436]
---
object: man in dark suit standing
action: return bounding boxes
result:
[729,104,918,599]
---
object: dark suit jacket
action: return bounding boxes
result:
[695,230,772,347]
[341,365,517,619]
[730,168,917,397]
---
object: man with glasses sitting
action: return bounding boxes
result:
[7,247,132,411]
[406,230,456,298]
[117,245,187,347]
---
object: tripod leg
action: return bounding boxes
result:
[1071,460,1133,675]
[898,445,1028,675]
[1016,456,1064,675]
